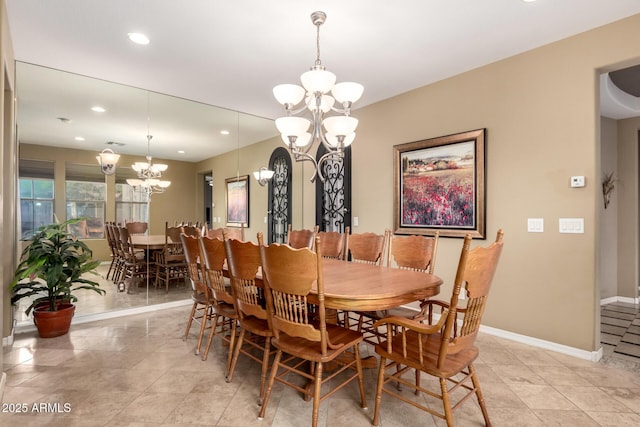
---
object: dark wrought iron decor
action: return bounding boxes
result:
[315,145,351,232]
[268,147,292,243]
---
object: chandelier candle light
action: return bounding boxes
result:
[253,167,275,186]
[97,148,120,176]
[127,134,171,195]
[273,11,363,182]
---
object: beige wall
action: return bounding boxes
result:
[0,0,15,392]
[599,117,618,300]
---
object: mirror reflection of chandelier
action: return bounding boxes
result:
[273,11,363,182]
[126,134,171,195]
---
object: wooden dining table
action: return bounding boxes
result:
[309,258,442,311]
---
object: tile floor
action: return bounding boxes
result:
[600,301,640,371]
[2,303,640,426]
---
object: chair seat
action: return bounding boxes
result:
[273,323,363,363]
[375,330,479,379]
[240,316,272,337]
[212,301,238,319]
[191,292,209,304]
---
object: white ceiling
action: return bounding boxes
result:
[7,0,640,161]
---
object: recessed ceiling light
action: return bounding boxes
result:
[91,106,106,113]
[74,136,85,141]
[522,0,537,3]
[128,32,150,45]
[220,130,230,135]
[177,150,185,154]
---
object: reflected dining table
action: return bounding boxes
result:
[130,234,166,250]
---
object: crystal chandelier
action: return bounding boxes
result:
[273,11,363,182]
[126,134,171,195]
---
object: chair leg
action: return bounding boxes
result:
[440,378,454,427]
[311,362,323,427]
[258,349,282,420]
[226,328,246,383]
[225,320,237,377]
[353,344,367,409]
[258,336,272,405]
[201,312,219,362]
[184,302,198,340]
[372,356,387,426]
[195,307,212,355]
[469,364,491,426]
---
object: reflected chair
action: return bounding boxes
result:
[224,234,274,404]
[181,233,214,355]
[372,230,504,427]
[154,221,188,292]
[199,235,238,367]
[257,234,367,427]
[317,226,349,260]
[117,226,151,292]
[104,222,120,281]
[286,224,318,249]
[125,221,148,235]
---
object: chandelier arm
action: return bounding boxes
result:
[316,150,344,183]
[291,150,319,183]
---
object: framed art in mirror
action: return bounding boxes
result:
[226,175,250,228]
[393,128,486,238]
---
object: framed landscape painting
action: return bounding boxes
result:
[225,175,249,227]
[393,129,486,238]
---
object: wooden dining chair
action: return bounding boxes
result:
[181,224,201,238]
[154,221,188,292]
[371,230,504,427]
[286,224,318,249]
[344,229,389,337]
[257,233,367,427]
[199,235,238,368]
[206,226,245,241]
[346,229,389,265]
[360,231,441,333]
[224,234,275,405]
[181,233,214,356]
[317,226,349,260]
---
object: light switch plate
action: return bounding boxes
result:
[559,218,584,233]
[527,218,544,232]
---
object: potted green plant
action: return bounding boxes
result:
[10,218,105,338]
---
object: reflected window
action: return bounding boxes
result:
[19,159,55,239]
[115,166,149,224]
[65,163,106,238]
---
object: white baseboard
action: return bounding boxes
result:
[600,295,640,305]
[380,305,602,362]
[2,319,15,347]
[14,299,192,334]
[479,324,602,362]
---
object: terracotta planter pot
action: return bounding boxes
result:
[33,303,75,338]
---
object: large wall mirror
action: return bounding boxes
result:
[15,61,276,326]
